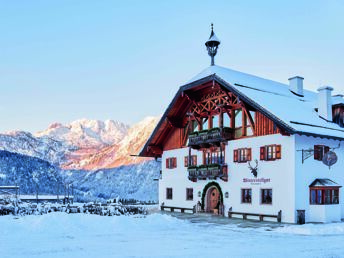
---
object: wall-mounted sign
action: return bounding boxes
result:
[243,178,271,185]
[322,151,338,169]
[248,160,258,177]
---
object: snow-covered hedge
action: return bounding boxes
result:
[0,201,147,217]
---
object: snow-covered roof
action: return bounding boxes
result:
[206,33,220,44]
[186,65,344,140]
[332,95,344,105]
[309,178,341,187]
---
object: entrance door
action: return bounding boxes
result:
[206,187,220,213]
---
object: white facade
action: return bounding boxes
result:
[159,134,344,223]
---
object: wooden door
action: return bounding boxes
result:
[207,187,220,213]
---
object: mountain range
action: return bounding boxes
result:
[0,116,161,201]
[0,117,159,170]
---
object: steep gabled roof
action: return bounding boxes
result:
[139,65,344,157]
[189,65,344,139]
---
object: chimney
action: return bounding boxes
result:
[317,86,334,121]
[288,76,304,96]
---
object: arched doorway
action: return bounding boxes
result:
[201,181,224,213]
[206,186,220,213]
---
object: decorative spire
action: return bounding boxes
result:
[205,23,221,66]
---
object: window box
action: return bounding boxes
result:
[189,131,199,137]
[198,165,208,170]
[199,129,209,135]
[208,163,220,169]
[209,127,220,133]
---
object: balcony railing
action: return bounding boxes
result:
[188,127,234,149]
[187,164,228,182]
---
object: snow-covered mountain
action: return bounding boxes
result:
[63,116,160,170]
[0,117,159,170]
[0,131,71,165]
[0,117,161,201]
[35,119,129,149]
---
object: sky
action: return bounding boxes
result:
[0,0,343,133]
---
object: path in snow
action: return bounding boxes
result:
[1,212,344,258]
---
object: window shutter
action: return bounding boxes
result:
[173,157,177,168]
[260,146,266,160]
[184,156,188,167]
[166,158,169,168]
[314,145,321,160]
[193,155,197,165]
[324,146,330,154]
[234,149,238,162]
[247,148,252,161]
[276,145,281,159]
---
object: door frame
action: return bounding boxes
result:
[201,181,224,211]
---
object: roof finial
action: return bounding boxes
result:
[205,24,220,66]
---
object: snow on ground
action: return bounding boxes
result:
[1,212,344,258]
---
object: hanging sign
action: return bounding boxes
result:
[322,151,338,169]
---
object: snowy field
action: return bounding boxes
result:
[1,212,344,258]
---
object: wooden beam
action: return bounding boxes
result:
[166,116,183,128]
[147,145,163,155]
[241,103,256,133]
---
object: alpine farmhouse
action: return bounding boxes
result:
[139,26,344,223]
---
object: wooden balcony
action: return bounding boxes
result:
[187,164,228,182]
[188,127,234,149]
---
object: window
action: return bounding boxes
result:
[310,188,339,205]
[204,147,225,165]
[166,157,177,169]
[241,189,252,203]
[184,155,197,167]
[166,188,173,200]
[233,148,251,163]
[260,145,281,161]
[234,109,243,138]
[314,145,329,161]
[212,115,219,128]
[186,188,193,201]
[261,189,272,204]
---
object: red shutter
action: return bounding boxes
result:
[276,145,281,159]
[247,148,252,161]
[173,157,177,168]
[166,158,169,169]
[314,145,320,160]
[234,149,238,162]
[260,146,266,160]
[184,156,188,167]
[193,155,197,166]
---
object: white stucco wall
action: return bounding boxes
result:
[294,135,344,223]
[159,134,296,223]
